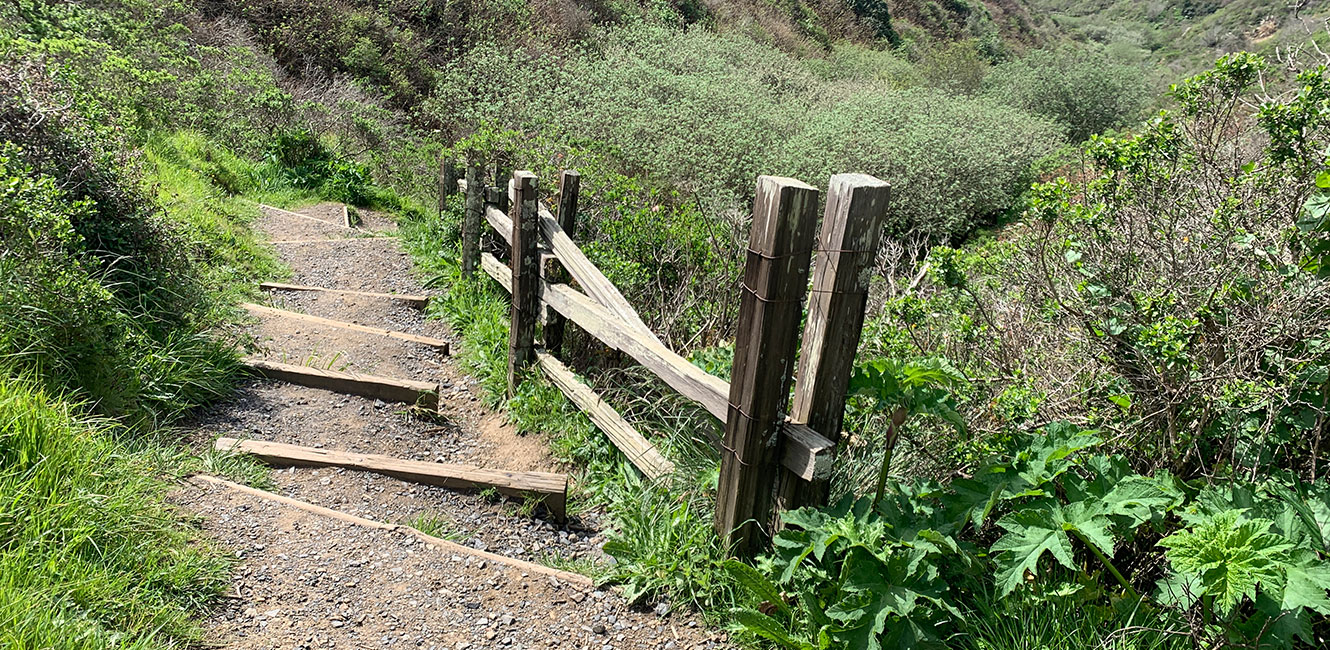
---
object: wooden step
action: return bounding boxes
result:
[268,238,394,245]
[240,358,440,410]
[242,303,449,354]
[214,438,569,522]
[260,282,429,309]
[194,474,589,585]
[259,203,353,229]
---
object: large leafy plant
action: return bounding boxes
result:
[730,423,1330,648]
[725,492,972,650]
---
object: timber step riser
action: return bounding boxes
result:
[241,358,440,410]
[260,282,430,309]
[243,302,450,354]
[195,474,587,584]
[215,437,569,522]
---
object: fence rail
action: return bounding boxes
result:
[443,161,888,556]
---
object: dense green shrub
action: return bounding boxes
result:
[984,45,1150,141]
[1020,53,1330,478]
[781,87,1062,239]
[5,1,297,150]
[851,53,1330,485]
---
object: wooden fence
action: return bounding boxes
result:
[441,159,889,556]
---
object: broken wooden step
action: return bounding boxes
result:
[241,358,440,410]
[259,203,354,229]
[260,282,430,309]
[214,438,569,522]
[242,302,449,354]
[193,474,589,584]
[268,237,394,245]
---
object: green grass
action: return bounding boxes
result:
[404,512,466,541]
[0,378,230,649]
[958,593,1192,650]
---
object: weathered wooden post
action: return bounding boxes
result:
[715,176,820,557]
[774,174,891,516]
[461,158,484,277]
[492,161,512,213]
[439,158,460,217]
[542,170,580,354]
[508,171,540,394]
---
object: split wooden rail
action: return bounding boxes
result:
[443,159,888,557]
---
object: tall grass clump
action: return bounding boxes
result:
[0,378,229,648]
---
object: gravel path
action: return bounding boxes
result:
[172,478,726,650]
[176,202,731,649]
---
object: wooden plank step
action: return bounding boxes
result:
[242,303,449,354]
[214,438,569,522]
[260,282,430,309]
[269,238,394,245]
[259,203,354,229]
[241,358,440,409]
[535,350,674,480]
[194,474,589,585]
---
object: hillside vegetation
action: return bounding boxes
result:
[2,0,1329,648]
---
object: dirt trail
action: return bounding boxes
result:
[176,203,730,649]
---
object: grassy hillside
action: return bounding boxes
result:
[1029,0,1330,72]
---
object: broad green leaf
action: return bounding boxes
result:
[991,504,1077,595]
[1279,550,1330,615]
[731,608,809,650]
[945,474,1009,529]
[1154,570,1202,609]
[1063,454,1131,502]
[1102,473,1184,528]
[1014,423,1102,488]
[1159,510,1294,615]
[1062,499,1115,556]
[826,548,954,649]
[722,559,790,616]
[1268,482,1330,554]
[1299,192,1330,232]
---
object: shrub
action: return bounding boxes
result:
[858,53,1330,483]
[984,45,1151,141]
[781,88,1063,239]
[0,143,129,406]
[1021,52,1330,478]
[0,60,254,424]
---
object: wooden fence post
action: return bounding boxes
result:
[493,161,512,213]
[715,176,820,557]
[774,174,891,517]
[507,171,540,394]
[461,159,483,277]
[542,170,580,354]
[440,158,459,217]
